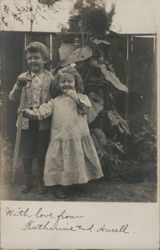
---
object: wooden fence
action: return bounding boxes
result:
[0,31,156,142]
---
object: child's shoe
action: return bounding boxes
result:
[69,184,86,196]
[21,184,32,193]
[52,186,68,199]
[21,175,33,193]
[38,184,47,195]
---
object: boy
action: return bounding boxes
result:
[9,41,55,194]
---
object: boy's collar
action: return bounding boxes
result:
[31,71,44,78]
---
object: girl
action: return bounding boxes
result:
[23,65,104,198]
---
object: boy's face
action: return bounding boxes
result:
[26,51,46,74]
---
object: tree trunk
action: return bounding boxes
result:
[30,19,34,32]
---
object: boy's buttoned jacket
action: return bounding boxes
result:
[9,69,55,130]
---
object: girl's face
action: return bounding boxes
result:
[59,73,75,92]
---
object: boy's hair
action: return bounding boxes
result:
[54,65,84,96]
[25,41,49,61]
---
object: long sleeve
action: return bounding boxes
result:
[78,94,91,108]
[26,99,54,120]
[77,94,91,115]
[9,71,30,102]
[9,82,22,101]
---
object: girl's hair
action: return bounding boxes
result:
[53,65,84,96]
[25,41,49,61]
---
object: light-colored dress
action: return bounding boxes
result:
[28,94,104,186]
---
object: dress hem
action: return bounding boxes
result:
[44,175,104,187]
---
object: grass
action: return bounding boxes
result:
[1,137,157,202]
[1,162,157,202]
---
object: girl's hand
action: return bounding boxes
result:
[65,90,79,103]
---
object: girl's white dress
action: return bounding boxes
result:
[28,94,104,186]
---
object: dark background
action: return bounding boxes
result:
[0,31,156,143]
[0,31,157,201]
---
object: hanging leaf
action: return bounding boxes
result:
[108,110,130,134]
[90,59,128,93]
[87,92,104,124]
[59,43,76,62]
[113,141,125,153]
[92,128,107,145]
[100,64,128,93]
[62,46,93,66]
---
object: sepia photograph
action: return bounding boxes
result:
[1,0,158,202]
[0,0,159,249]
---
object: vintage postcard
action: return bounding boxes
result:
[0,0,159,249]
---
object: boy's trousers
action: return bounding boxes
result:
[21,120,50,184]
[21,120,50,159]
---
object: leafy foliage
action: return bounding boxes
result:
[0,135,14,187]
[59,0,129,172]
[90,129,125,172]
[133,115,156,162]
[71,0,115,37]
[61,45,93,66]
[1,0,60,31]
[38,0,60,6]
[87,92,104,124]
[107,110,130,134]
[91,58,128,92]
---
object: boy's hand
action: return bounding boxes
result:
[17,73,31,88]
[22,109,32,118]
[22,109,38,121]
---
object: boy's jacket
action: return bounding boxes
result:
[9,69,55,130]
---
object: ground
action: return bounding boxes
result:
[1,159,157,202]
